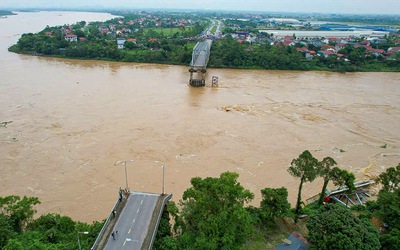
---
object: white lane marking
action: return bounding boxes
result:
[123,240,126,246]
[141,200,143,204]
[128,228,131,234]
[132,218,136,223]
[137,208,140,213]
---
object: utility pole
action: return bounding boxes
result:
[114,160,134,190]
[162,164,165,195]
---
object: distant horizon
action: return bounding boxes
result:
[1,0,400,15]
[2,7,400,17]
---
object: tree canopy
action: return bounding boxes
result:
[0,195,40,233]
[0,195,103,249]
[317,156,355,205]
[307,204,380,250]
[173,172,255,250]
[288,150,319,218]
[377,163,400,192]
[260,187,291,220]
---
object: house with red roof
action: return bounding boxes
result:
[148,38,158,43]
[326,37,338,43]
[321,44,335,51]
[372,49,385,57]
[63,29,71,35]
[283,36,295,40]
[360,40,371,46]
[335,43,346,51]
[317,50,335,57]
[298,48,315,59]
[354,44,374,52]
[127,38,137,44]
[387,46,400,55]
[296,47,308,53]
[283,40,296,46]
[65,34,77,42]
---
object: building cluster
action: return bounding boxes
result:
[94,14,194,49]
[42,11,400,60]
[54,13,195,49]
[229,28,400,60]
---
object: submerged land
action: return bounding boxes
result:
[1,8,400,250]
[0,10,15,16]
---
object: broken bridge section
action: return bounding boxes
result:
[189,39,212,87]
[92,191,172,250]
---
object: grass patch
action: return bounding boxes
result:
[210,25,217,34]
[241,217,309,250]
[144,27,186,36]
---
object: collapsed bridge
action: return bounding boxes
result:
[189,39,212,87]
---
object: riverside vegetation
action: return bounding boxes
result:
[8,12,400,73]
[2,151,399,250]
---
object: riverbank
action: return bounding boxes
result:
[7,9,400,73]
[0,10,15,16]
[8,46,400,73]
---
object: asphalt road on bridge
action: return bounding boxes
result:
[104,192,159,250]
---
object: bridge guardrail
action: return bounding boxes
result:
[148,193,173,249]
[91,189,126,250]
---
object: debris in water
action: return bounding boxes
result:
[0,121,13,128]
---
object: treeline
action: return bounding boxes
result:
[0,10,15,16]
[9,31,400,72]
[208,36,400,72]
[0,196,103,249]
[8,31,194,64]
[151,150,400,250]
[317,15,400,27]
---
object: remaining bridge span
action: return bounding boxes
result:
[189,39,212,87]
[91,191,172,250]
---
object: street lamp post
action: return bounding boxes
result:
[161,164,165,195]
[115,160,134,190]
[155,161,166,195]
[77,231,89,250]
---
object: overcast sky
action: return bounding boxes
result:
[1,0,400,14]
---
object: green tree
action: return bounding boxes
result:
[176,172,254,250]
[376,188,400,230]
[27,213,75,244]
[377,163,400,192]
[317,157,356,205]
[260,187,291,220]
[288,150,319,220]
[0,195,40,233]
[0,214,14,248]
[307,204,380,250]
[3,239,24,250]
[379,228,400,250]
[153,206,178,250]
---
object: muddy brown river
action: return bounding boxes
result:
[1,12,399,223]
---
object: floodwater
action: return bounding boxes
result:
[1,12,400,222]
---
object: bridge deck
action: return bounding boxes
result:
[103,192,159,249]
[190,39,212,68]
[92,191,172,250]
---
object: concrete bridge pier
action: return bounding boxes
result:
[189,39,212,87]
[188,67,206,87]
